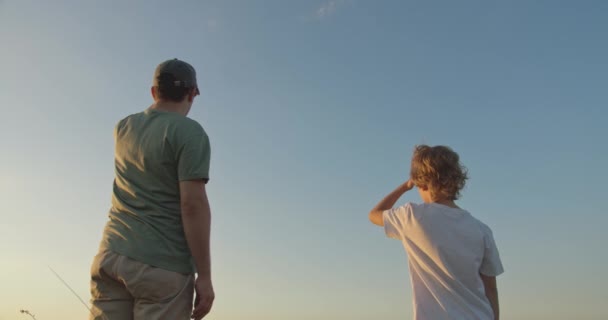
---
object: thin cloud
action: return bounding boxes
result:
[315,0,345,19]
[207,19,219,30]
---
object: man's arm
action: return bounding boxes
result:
[480,274,499,320]
[369,180,414,226]
[180,180,214,320]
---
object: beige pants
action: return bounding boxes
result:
[90,250,194,320]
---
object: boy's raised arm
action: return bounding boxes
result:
[369,180,414,226]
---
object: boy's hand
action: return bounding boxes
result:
[404,180,415,190]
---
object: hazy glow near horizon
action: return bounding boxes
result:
[1,1,607,319]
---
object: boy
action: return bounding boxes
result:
[369,145,503,320]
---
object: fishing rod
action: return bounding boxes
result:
[48,266,108,320]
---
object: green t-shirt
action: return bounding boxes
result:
[99,108,210,274]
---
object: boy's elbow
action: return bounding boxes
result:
[369,210,384,226]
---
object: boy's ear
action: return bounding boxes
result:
[418,184,428,191]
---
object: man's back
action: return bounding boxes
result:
[383,202,503,320]
[99,108,210,274]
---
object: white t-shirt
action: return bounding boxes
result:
[383,202,504,320]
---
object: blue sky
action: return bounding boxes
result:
[1,1,607,319]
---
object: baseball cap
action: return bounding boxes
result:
[153,58,199,94]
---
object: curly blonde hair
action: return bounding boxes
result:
[410,145,468,201]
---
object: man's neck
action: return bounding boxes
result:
[150,100,190,116]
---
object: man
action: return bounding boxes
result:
[90,59,214,320]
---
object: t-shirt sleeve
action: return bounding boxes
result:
[177,133,211,182]
[479,226,504,276]
[382,203,413,240]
